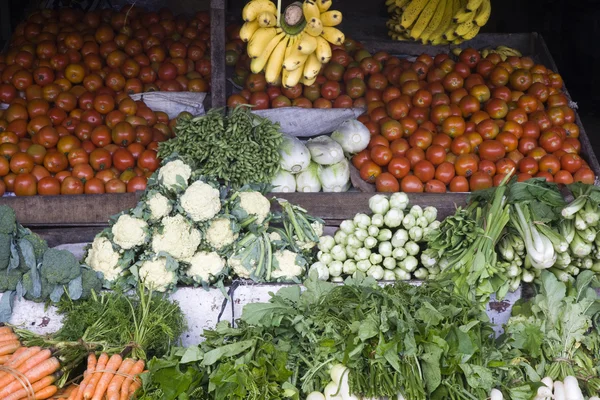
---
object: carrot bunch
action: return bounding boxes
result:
[0,325,23,364]
[68,352,146,400]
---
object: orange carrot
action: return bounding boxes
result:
[0,326,14,335]
[82,353,109,400]
[106,358,135,400]
[0,357,60,398]
[128,370,147,396]
[7,347,42,368]
[3,373,57,400]
[31,384,58,400]
[119,360,145,400]
[0,341,22,355]
[0,333,19,343]
[73,353,98,400]
[0,348,50,388]
[7,346,28,363]
[91,354,122,400]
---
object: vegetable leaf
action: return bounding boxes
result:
[202,340,255,366]
[459,364,494,390]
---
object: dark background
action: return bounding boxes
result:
[3,0,600,148]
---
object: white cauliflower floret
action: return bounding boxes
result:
[186,251,226,283]
[239,191,271,224]
[271,250,305,280]
[180,181,221,222]
[138,257,177,292]
[111,214,147,250]
[85,236,121,282]
[158,160,192,190]
[152,214,202,261]
[228,258,252,279]
[206,218,238,250]
[269,231,282,242]
[147,192,172,220]
[311,221,324,237]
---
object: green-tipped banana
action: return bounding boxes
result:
[321,26,345,45]
[315,35,332,62]
[250,31,286,73]
[303,52,321,80]
[240,20,260,42]
[265,36,289,83]
[247,27,278,58]
[305,17,324,36]
[418,0,446,42]
[320,10,342,26]
[243,0,277,22]
[401,0,429,29]
[297,33,318,54]
[474,0,491,26]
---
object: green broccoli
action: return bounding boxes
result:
[40,249,81,285]
[0,268,23,292]
[0,233,12,271]
[80,268,103,299]
[0,206,16,235]
[22,234,48,262]
[22,272,54,302]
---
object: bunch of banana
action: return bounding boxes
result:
[386,0,490,45]
[452,45,523,61]
[240,0,345,88]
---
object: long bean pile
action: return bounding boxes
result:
[158,107,283,188]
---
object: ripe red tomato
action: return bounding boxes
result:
[387,157,411,179]
[519,156,539,175]
[359,161,382,183]
[449,176,469,192]
[478,140,506,162]
[370,145,393,167]
[400,175,424,192]
[375,172,399,192]
[413,160,435,182]
[469,171,493,191]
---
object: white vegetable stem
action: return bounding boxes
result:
[279,134,311,173]
[307,135,345,165]
[270,170,296,193]
[330,119,371,154]
[490,388,503,400]
[369,194,390,215]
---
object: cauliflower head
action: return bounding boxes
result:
[271,250,305,280]
[147,192,172,221]
[180,180,221,222]
[206,218,238,250]
[311,221,324,238]
[228,257,252,279]
[239,191,271,224]
[112,214,148,250]
[158,160,192,191]
[268,231,282,242]
[85,236,121,282]
[138,257,177,292]
[186,251,226,284]
[151,214,202,261]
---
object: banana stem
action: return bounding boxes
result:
[277,0,281,27]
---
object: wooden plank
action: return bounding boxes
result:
[210,0,227,108]
[30,226,105,248]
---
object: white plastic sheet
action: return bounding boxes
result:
[130,91,206,119]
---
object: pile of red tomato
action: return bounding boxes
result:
[0,5,213,196]
[226,32,594,193]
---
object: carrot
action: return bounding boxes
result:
[91,354,122,400]
[106,358,135,400]
[73,353,98,400]
[3,373,57,400]
[7,347,42,368]
[128,370,147,396]
[0,357,60,398]
[82,353,109,400]
[30,384,58,400]
[0,348,50,388]
[119,360,145,400]
[7,346,28,362]
[0,341,23,355]
[0,326,15,335]
[0,332,19,341]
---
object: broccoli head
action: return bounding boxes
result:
[41,249,81,285]
[80,268,103,299]
[0,233,12,271]
[22,234,48,262]
[0,206,16,235]
[22,272,54,302]
[0,268,23,292]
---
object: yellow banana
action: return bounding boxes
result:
[452,47,462,56]
[242,0,277,22]
[395,0,410,7]
[460,23,480,40]
[257,11,277,27]
[302,75,318,86]
[453,7,474,23]
[427,0,454,43]
[284,34,300,60]
[265,36,289,83]
[283,61,305,87]
[455,20,474,36]
[283,46,309,71]
[466,0,482,11]
[316,0,332,13]
[305,17,324,36]
[240,20,260,42]
[297,33,318,54]
[250,31,285,73]
[453,37,463,44]
[400,0,429,29]
[412,0,443,42]
[321,26,345,45]
[443,24,458,40]
[320,10,342,26]
[496,45,522,56]
[247,27,278,58]
[315,35,332,63]
[474,0,490,26]
[430,36,448,45]
[303,52,321,80]
[302,0,321,20]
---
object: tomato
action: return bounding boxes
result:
[432,161,454,185]
[422,144,445,166]
[112,148,135,171]
[60,176,84,195]
[352,149,371,170]
[449,176,469,192]
[413,160,435,182]
[359,161,382,183]
[320,81,341,101]
[539,129,563,153]
[249,92,269,110]
[384,157,409,179]
[373,172,398,192]
[573,168,595,184]
[408,128,433,150]
[126,176,147,192]
[83,177,105,194]
[454,154,478,177]
[369,145,392,167]
[37,176,60,195]
[554,170,574,185]
[518,156,539,175]
[89,148,112,171]
[13,173,37,196]
[469,171,493,191]
[423,179,445,193]
[514,172,532,182]
[478,140,506,162]
[536,154,560,174]
[406,147,425,167]
[368,135,390,150]
[560,153,583,174]
[475,158,496,178]
[450,136,472,156]
[387,139,408,158]
[400,175,423,192]
[378,119,402,141]
[138,149,160,172]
